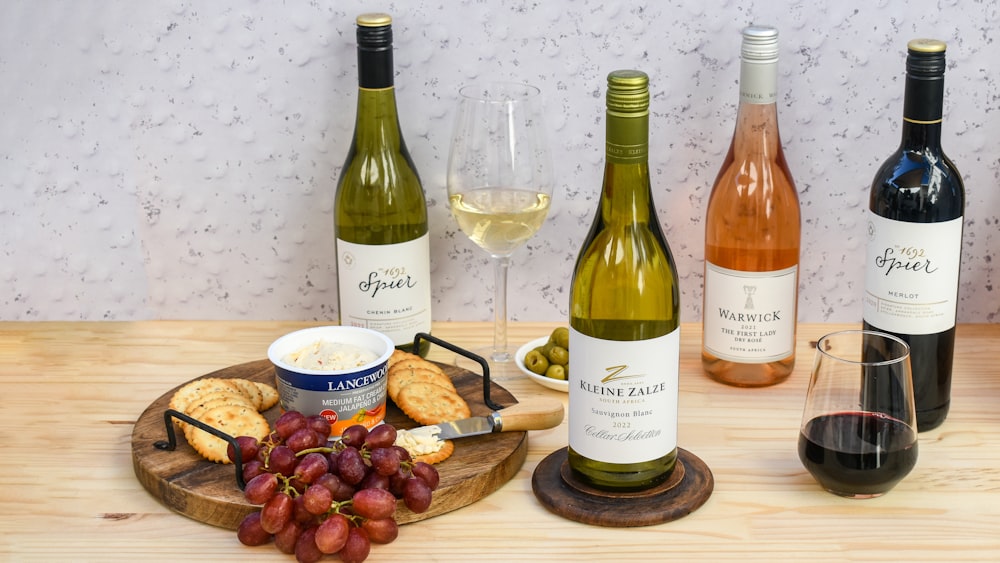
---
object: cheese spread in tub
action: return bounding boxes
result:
[282,340,378,371]
[268,326,392,438]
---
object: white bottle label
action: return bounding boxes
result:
[703,263,797,362]
[568,328,679,464]
[863,212,962,334]
[336,234,432,346]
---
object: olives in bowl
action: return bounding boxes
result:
[515,327,570,393]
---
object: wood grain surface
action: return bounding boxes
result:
[131,358,526,530]
[3,321,1000,562]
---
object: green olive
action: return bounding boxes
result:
[524,349,550,375]
[547,345,569,366]
[545,364,567,380]
[550,326,569,350]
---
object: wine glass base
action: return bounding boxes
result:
[488,350,513,363]
[451,345,519,379]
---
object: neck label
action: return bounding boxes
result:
[740,61,778,105]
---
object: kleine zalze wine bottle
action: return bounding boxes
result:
[863,39,965,431]
[335,13,432,355]
[702,25,801,388]
[568,70,681,491]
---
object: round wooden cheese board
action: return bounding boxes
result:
[131,359,526,530]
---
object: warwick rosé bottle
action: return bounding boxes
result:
[702,26,801,387]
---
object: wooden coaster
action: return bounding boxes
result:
[531,447,713,527]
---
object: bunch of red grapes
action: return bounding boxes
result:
[230,410,439,563]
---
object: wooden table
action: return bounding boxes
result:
[2,321,999,562]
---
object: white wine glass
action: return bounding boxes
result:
[447,82,553,363]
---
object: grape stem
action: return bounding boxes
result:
[295,442,416,472]
[269,472,367,527]
[296,445,337,457]
[273,473,301,498]
[327,499,365,527]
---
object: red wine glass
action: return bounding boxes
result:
[798,329,918,499]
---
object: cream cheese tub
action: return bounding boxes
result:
[268,326,393,437]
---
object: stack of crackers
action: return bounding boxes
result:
[168,377,280,464]
[169,352,466,466]
[387,350,471,464]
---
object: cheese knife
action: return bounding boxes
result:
[405,398,564,440]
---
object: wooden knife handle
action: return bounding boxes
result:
[495,398,565,432]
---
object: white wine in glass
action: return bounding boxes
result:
[447,83,553,363]
[449,189,551,256]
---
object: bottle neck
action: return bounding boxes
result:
[733,58,782,156]
[900,72,944,150]
[358,33,393,89]
[602,110,651,224]
[354,41,401,147]
[739,58,777,105]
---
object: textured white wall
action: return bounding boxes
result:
[1,0,997,323]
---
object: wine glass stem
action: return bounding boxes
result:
[491,255,511,362]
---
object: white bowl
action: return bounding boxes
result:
[515,336,569,393]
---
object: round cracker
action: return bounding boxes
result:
[185,388,254,413]
[186,395,256,424]
[169,377,241,414]
[414,439,455,465]
[388,366,456,403]
[395,382,471,426]
[254,381,280,410]
[184,404,270,464]
[388,354,440,376]
[228,378,264,410]
[387,349,420,369]
[173,383,251,431]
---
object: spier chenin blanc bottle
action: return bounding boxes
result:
[568,70,681,491]
[335,13,432,355]
[864,39,965,431]
[702,25,801,388]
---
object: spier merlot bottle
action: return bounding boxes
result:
[863,39,965,431]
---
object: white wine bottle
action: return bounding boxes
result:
[568,70,680,491]
[335,13,432,355]
[863,39,965,431]
[702,25,800,388]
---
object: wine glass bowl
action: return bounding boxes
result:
[447,82,553,363]
[448,188,550,257]
[798,329,918,499]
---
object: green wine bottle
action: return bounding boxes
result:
[335,13,431,355]
[568,70,681,491]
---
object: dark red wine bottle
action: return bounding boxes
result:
[862,39,965,432]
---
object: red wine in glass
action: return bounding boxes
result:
[798,411,918,498]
